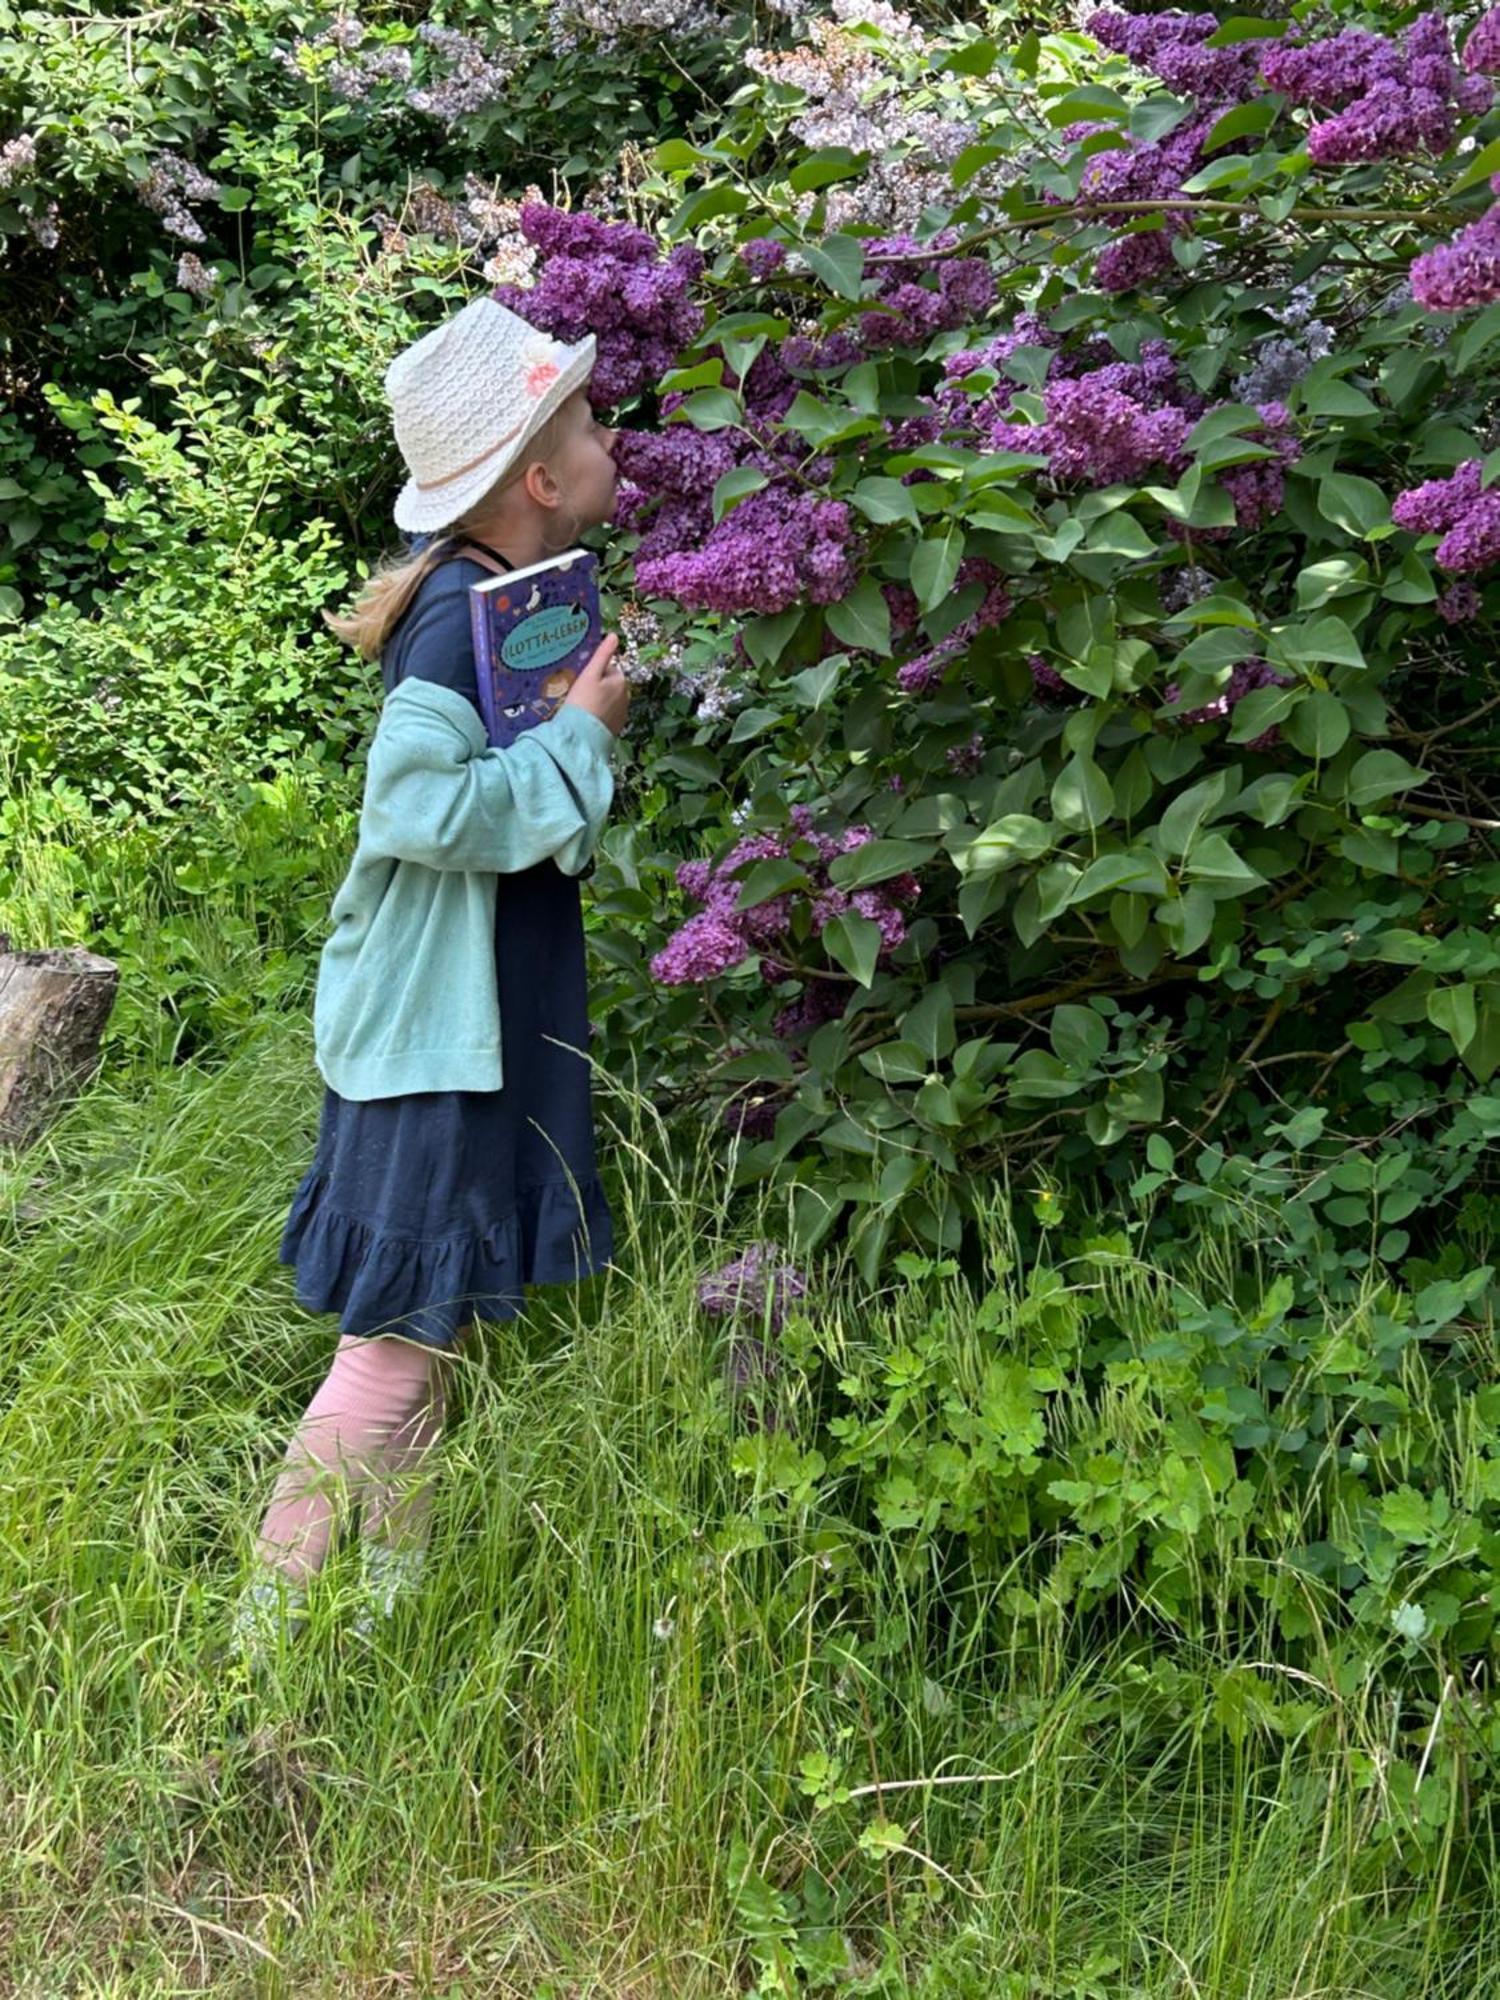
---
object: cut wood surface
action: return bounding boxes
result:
[0,933,120,1150]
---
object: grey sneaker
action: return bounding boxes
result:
[229,1570,308,1668]
[351,1541,428,1642]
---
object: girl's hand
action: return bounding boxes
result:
[561,633,630,739]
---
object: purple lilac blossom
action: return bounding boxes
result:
[989,377,1191,485]
[1467,8,1500,75]
[741,236,788,277]
[1411,191,1500,312]
[1028,654,1076,701]
[696,1241,810,1333]
[651,818,920,987]
[1161,657,1295,750]
[1261,14,1491,167]
[1392,461,1485,533]
[491,202,705,406]
[1436,580,1483,622]
[1086,8,1261,101]
[856,229,997,349]
[1392,463,1500,572]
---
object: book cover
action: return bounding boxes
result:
[468,547,602,750]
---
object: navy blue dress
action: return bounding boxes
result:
[279,550,617,1349]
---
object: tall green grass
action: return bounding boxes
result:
[1,1018,1496,1995]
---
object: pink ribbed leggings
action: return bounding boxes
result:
[253,1328,468,1584]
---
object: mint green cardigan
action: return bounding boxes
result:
[313,676,618,1099]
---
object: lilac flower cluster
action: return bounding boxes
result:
[1261,14,1491,167]
[1437,580,1483,623]
[1231,323,1333,407]
[0,133,36,192]
[696,1241,810,1334]
[549,0,725,55]
[1162,657,1294,750]
[135,150,220,244]
[895,557,1011,693]
[1218,403,1303,533]
[989,377,1191,485]
[945,731,986,776]
[1029,654,1080,703]
[404,21,509,123]
[858,229,996,349]
[1061,112,1216,294]
[722,1091,782,1142]
[1467,9,1500,77]
[632,483,856,615]
[271,16,414,105]
[1086,9,1260,103]
[1410,175,1500,312]
[1392,461,1500,572]
[651,807,921,987]
[175,253,219,301]
[492,203,705,408]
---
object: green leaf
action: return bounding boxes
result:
[1317,472,1391,538]
[1070,851,1168,902]
[733,858,812,912]
[1205,15,1287,42]
[1295,556,1367,609]
[1083,511,1159,558]
[1273,614,1366,671]
[904,983,957,1061]
[1456,303,1500,373]
[800,234,866,300]
[1051,751,1114,833]
[670,184,751,235]
[1203,98,1278,151]
[216,187,253,212]
[956,814,1054,875]
[1156,772,1228,856]
[654,138,709,171]
[674,387,743,432]
[849,476,919,526]
[785,660,843,709]
[910,526,967,612]
[741,607,803,669]
[821,912,884,988]
[1050,1004,1108,1069]
[828,837,932,890]
[787,148,864,193]
[858,1039,931,1085]
[1297,360,1377,418]
[1451,135,1500,196]
[1282,689,1350,758]
[1184,832,1266,892]
[711,466,769,523]
[1345,749,1427,808]
[825,574,893,656]
[1427,984,1478,1055]
[941,35,999,75]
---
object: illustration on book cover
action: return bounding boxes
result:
[468,548,602,751]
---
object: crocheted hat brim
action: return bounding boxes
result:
[392,336,597,534]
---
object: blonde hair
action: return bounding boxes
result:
[325,402,576,661]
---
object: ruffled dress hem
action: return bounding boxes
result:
[279,1165,615,1350]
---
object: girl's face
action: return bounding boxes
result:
[544,386,620,530]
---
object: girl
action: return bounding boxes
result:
[232,296,630,1658]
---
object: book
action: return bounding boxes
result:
[467,546,602,750]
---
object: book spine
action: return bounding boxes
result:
[468,588,500,749]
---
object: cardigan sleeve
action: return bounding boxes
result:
[360,682,618,876]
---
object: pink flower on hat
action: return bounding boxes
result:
[523,338,561,397]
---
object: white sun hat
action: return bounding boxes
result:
[385,295,597,535]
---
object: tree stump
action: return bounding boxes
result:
[0,932,120,1150]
